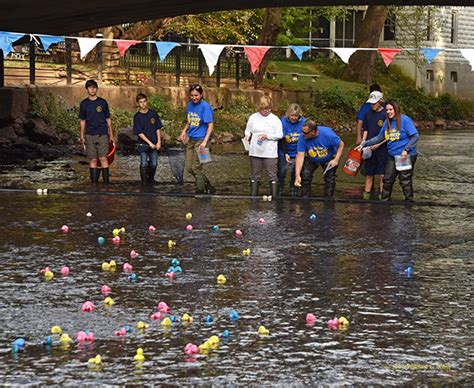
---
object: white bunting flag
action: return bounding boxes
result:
[77,37,102,59]
[198,44,226,76]
[460,49,474,71]
[331,48,357,64]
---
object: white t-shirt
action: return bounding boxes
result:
[244,112,283,158]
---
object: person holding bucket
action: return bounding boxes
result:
[294,120,345,199]
[361,90,388,200]
[355,84,382,145]
[178,84,216,194]
[357,99,419,202]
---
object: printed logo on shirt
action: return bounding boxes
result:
[307,146,329,159]
[187,112,201,127]
[285,132,300,144]
[386,128,400,141]
[150,117,156,125]
[377,119,384,127]
[96,106,103,113]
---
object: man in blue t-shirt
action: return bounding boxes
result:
[361,91,388,200]
[355,83,382,145]
[294,120,345,199]
[133,93,163,185]
[79,80,114,183]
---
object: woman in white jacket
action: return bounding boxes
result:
[244,95,283,196]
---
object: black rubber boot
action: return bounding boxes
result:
[90,168,100,183]
[147,166,157,184]
[205,177,216,195]
[102,167,110,184]
[324,166,337,199]
[250,180,259,196]
[399,155,416,202]
[140,167,148,185]
[381,156,397,201]
[270,181,278,198]
[196,174,207,194]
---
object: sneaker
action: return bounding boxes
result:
[362,192,371,200]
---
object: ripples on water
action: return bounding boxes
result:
[0,130,472,385]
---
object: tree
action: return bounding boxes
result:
[342,5,389,84]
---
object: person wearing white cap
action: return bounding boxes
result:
[355,83,382,145]
[360,91,388,200]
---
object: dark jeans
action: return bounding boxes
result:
[301,158,337,198]
[277,155,296,189]
[382,154,417,201]
[138,144,158,168]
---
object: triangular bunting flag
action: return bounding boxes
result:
[460,49,474,71]
[154,42,180,62]
[332,48,357,64]
[244,46,270,74]
[0,32,23,56]
[378,48,402,67]
[115,40,140,57]
[420,48,443,64]
[198,44,226,76]
[77,37,102,59]
[289,45,311,61]
[39,35,64,51]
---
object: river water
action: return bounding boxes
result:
[0,129,472,385]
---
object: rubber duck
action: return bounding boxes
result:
[171,258,180,267]
[40,267,51,275]
[338,316,349,327]
[114,327,127,336]
[128,273,137,282]
[309,213,317,221]
[167,240,176,248]
[212,225,220,231]
[42,336,53,347]
[157,302,171,313]
[174,266,183,273]
[76,331,88,342]
[150,312,162,320]
[235,229,242,237]
[59,333,72,344]
[242,248,250,256]
[61,225,69,233]
[109,260,117,268]
[148,225,156,232]
[217,274,227,285]
[258,325,269,335]
[60,266,70,276]
[88,355,102,365]
[97,236,106,246]
[198,341,212,354]
[130,250,138,259]
[258,218,266,225]
[184,343,198,355]
[120,227,126,234]
[134,348,145,363]
[101,285,111,296]
[182,313,193,323]
[12,338,26,352]
[82,301,95,312]
[405,266,414,277]
[124,325,132,333]
[306,313,316,325]
[186,224,193,231]
[229,309,240,320]
[161,317,172,327]
[104,297,115,306]
[165,272,175,279]
[51,325,62,334]
[327,317,339,330]
[137,321,149,330]
[204,315,214,324]
[44,270,54,280]
[123,263,133,273]
[112,228,120,237]
[86,212,92,217]
[112,236,120,244]
[167,266,176,274]
[101,262,110,271]
[185,212,193,220]
[222,330,230,338]
[208,335,220,349]
[85,331,95,341]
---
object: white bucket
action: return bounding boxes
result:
[241,138,250,152]
[197,148,212,164]
[395,155,412,171]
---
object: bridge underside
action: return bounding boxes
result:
[1,0,471,35]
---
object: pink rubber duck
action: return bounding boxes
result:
[130,250,138,259]
[112,236,120,244]
[114,327,126,336]
[157,301,171,313]
[123,263,133,273]
[148,225,156,232]
[101,285,111,296]
[235,229,242,237]
[327,317,339,330]
[184,343,199,355]
[40,267,51,275]
[306,313,316,325]
[76,331,88,342]
[82,301,95,313]
[165,272,175,279]
[186,225,193,231]
[258,218,266,225]
[150,312,162,321]
[60,266,70,276]
[61,225,69,233]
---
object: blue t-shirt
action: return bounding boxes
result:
[186,100,214,140]
[79,97,110,135]
[380,114,419,156]
[279,116,305,158]
[357,102,371,121]
[362,108,387,156]
[133,109,163,144]
[296,126,341,164]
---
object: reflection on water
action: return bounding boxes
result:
[0,129,472,384]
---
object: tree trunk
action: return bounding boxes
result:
[342,5,389,84]
[254,8,282,87]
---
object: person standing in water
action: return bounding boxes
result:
[355,83,382,145]
[79,80,114,183]
[133,93,162,185]
[178,84,215,194]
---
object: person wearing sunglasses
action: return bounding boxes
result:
[294,120,344,199]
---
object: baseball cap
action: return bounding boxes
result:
[367,91,383,104]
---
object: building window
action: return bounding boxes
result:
[426,70,434,81]
[450,11,458,44]
[450,71,458,83]
[384,14,396,41]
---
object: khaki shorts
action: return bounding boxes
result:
[85,134,109,159]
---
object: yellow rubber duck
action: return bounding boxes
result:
[104,297,115,306]
[88,354,102,365]
[44,270,54,280]
[101,262,110,271]
[51,325,62,334]
[199,341,212,354]
[112,228,120,237]
[59,333,72,344]
[120,227,126,234]
[258,325,269,335]
[217,274,227,285]
[137,321,149,330]
[185,212,193,220]
[109,260,117,268]
[161,317,172,327]
[168,240,176,248]
[208,335,220,350]
[242,248,251,256]
[182,313,193,323]
[134,348,145,362]
[338,316,349,327]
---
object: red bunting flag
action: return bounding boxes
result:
[244,46,270,74]
[378,48,402,67]
[115,40,141,57]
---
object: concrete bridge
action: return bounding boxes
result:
[1,0,473,34]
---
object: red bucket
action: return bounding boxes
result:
[342,148,362,176]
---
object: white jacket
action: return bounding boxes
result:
[244,112,283,158]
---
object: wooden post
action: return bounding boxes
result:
[235,52,240,89]
[66,38,72,85]
[175,46,181,86]
[98,41,103,83]
[216,56,221,88]
[29,39,36,85]
[126,50,130,84]
[150,44,157,85]
[0,50,4,88]
[198,50,203,84]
